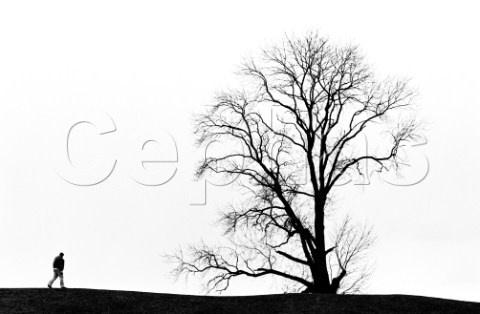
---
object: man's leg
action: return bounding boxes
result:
[58,271,65,288]
[48,269,59,287]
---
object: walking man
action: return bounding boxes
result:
[48,252,66,289]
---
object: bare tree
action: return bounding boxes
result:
[171,32,420,294]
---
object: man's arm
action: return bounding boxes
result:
[59,259,65,271]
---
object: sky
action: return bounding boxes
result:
[0,0,479,302]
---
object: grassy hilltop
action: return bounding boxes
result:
[0,288,479,314]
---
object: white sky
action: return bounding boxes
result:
[0,0,479,302]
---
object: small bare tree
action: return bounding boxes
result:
[327,216,376,294]
[171,32,420,294]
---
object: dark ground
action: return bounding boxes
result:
[0,288,479,314]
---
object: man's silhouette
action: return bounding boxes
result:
[47,252,66,289]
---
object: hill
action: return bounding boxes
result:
[0,288,478,314]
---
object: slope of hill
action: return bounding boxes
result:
[0,288,478,314]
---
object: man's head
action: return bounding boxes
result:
[60,252,64,257]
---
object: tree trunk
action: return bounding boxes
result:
[310,194,333,293]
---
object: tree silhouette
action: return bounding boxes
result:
[171,32,420,294]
